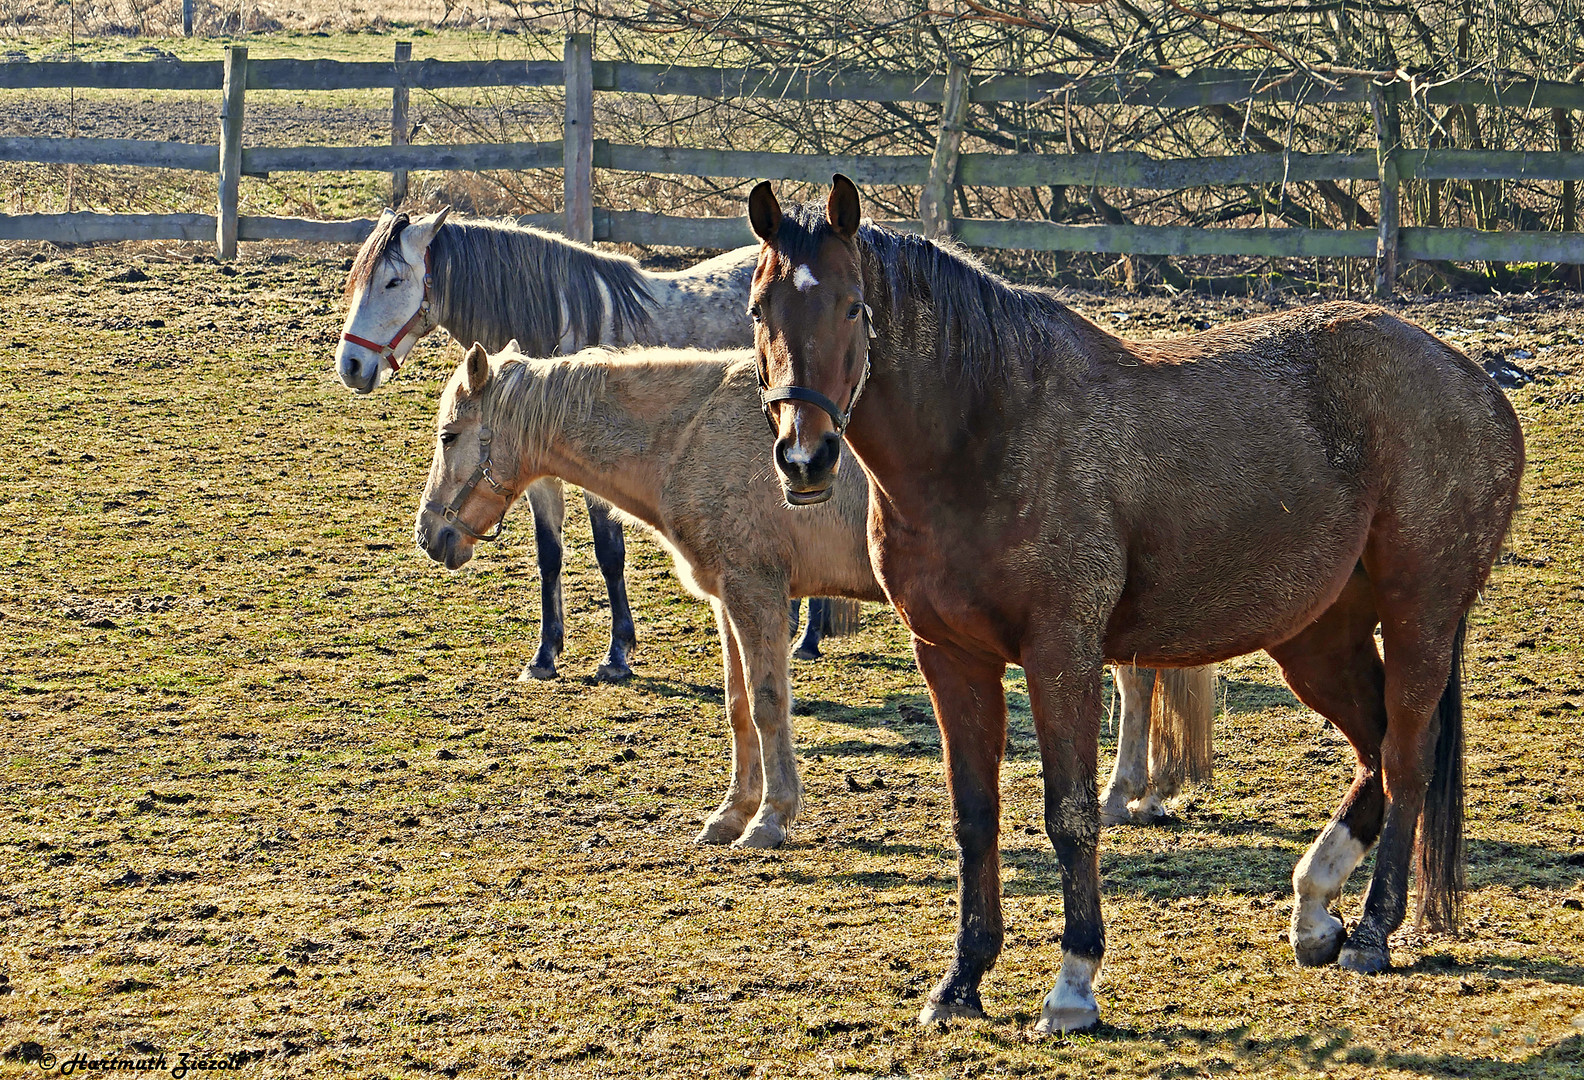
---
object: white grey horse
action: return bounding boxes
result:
[335,208,763,680]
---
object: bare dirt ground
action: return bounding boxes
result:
[1,242,1582,1078]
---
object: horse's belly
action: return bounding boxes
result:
[1103,510,1371,665]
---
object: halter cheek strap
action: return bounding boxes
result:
[340,248,435,373]
[759,303,876,437]
[425,421,512,543]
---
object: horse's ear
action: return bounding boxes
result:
[405,206,450,254]
[504,338,521,354]
[827,174,861,240]
[748,181,782,244]
[461,342,490,397]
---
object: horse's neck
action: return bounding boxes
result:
[516,360,722,528]
[429,225,652,354]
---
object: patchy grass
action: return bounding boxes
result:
[1,246,1582,1078]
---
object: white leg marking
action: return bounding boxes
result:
[1290,819,1367,965]
[1036,952,1101,1034]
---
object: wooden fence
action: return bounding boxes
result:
[4,36,1584,293]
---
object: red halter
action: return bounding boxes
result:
[339,248,435,373]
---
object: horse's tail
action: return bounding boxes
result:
[1416,615,1468,933]
[1147,666,1217,793]
[821,599,863,638]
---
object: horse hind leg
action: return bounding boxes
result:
[1099,665,1159,825]
[585,492,637,682]
[792,597,827,661]
[1267,570,1388,968]
[1337,602,1468,975]
[520,478,567,681]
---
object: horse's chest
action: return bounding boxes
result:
[869,508,1029,660]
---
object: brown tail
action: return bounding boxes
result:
[1416,616,1467,932]
[821,599,863,637]
[1147,666,1217,793]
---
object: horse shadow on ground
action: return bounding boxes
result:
[1022,1024,1584,1078]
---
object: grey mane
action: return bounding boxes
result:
[353,213,656,357]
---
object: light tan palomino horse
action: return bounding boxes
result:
[414,343,882,848]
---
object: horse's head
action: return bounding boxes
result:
[748,174,872,505]
[414,342,518,571]
[337,206,450,394]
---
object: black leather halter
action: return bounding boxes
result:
[758,303,876,436]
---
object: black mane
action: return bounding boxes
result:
[775,201,1076,388]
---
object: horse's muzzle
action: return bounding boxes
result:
[416,522,474,571]
[336,349,380,395]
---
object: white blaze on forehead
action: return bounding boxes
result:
[792,264,819,291]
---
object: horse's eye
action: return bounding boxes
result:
[386,277,402,290]
[847,303,862,320]
[749,303,762,322]
[439,432,458,448]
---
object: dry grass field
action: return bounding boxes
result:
[2,243,1583,1078]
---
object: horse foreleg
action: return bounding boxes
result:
[697,598,762,845]
[722,582,799,849]
[1099,665,1160,825]
[585,491,636,682]
[913,640,1008,1025]
[792,597,828,661]
[520,478,567,681]
[1024,640,1106,1034]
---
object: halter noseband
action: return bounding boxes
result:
[426,411,512,544]
[340,247,435,373]
[758,303,876,437]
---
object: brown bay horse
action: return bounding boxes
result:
[746,176,1524,1032]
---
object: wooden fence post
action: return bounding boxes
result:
[919,61,969,237]
[216,45,247,261]
[183,0,194,36]
[1370,85,1399,298]
[563,33,594,244]
[391,41,411,208]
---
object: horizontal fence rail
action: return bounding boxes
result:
[3,39,1583,292]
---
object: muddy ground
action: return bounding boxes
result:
[1,242,1582,1078]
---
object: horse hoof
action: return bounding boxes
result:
[595,658,632,682]
[918,998,984,1025]
[1034,1003,1100,1035]
[1292,923,1346,967]
[1126,794,1167,824]
[1337,944,1390,975]
[694,817,747,845]
[519,662,557,682]
[1098,792,1133,826]
[731,820,786,850]
[792,644,821,662]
